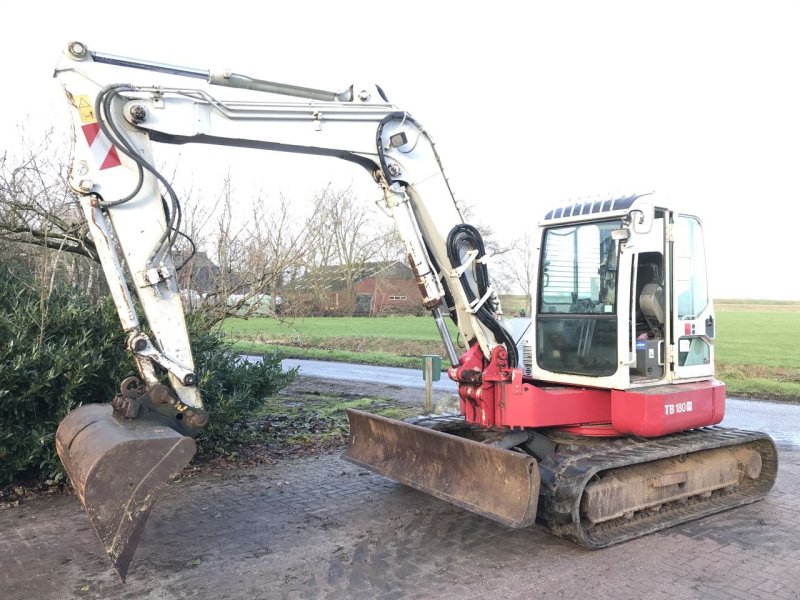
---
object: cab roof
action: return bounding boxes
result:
[543,194,645,221]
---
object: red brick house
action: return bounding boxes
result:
[353,262,420,315]
[286,261,421,316]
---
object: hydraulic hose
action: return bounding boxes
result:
[446,224,518,368]
[93,85,188,270]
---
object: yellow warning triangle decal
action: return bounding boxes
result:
[75,95,96,124]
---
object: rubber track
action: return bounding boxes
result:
[536,427,779,548]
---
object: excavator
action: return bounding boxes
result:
[52,42,777,580]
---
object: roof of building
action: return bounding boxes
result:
[287,261,413,291]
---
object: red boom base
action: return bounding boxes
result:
[450,345,725,437]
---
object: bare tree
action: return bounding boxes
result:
[301,185,397,315]
[239,192,315,313]
[497,231,537,316]
[0,130,405,323]
[0,129,108,302]
[328,187,378,295]
[174,175,323,322]
[0,133,93,258]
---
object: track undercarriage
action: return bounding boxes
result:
[344,410,778,548]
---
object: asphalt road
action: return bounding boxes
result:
[279,357,458,392]
[278,358,800,450]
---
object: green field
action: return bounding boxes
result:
[225,315,453,342]
[714,303,800,399]
[715,310,800,369]
[225,316,453,369]
[224,302,800,401]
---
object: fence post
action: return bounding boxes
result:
[421,354,441,414]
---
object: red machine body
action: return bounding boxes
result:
[451,344,725,437]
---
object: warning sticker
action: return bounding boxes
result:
[81,122,122,170]
[75,95,96,124]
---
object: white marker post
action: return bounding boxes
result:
[421,355,442,414]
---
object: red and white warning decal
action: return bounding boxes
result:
[80,122,122,170]
[75,94,122,170]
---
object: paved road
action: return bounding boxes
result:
[279,358,459,392]
[2,449,798,599]
[1,366,798,599]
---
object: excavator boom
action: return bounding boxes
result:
[52,41,510,575]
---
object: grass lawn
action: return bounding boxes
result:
[225,315,455,369]
[714,302,800,399]
[224,315,453,342]
[715,310,800,369]
[223,301,800,400]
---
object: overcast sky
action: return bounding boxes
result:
[3,1,799,299]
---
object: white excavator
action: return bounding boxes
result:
[52,42,777,580]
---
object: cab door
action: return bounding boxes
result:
[672,214,715,380]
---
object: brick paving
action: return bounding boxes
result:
[1,444,798,599]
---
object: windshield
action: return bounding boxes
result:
[539,220,621,314]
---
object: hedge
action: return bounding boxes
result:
[0,267,293,483]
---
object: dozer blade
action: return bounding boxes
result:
[343,409,540,528]
[56,403,195,581]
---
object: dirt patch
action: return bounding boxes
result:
[282,375,455,407]
[719,363,800,383]
[191,375,456,469]
[0,479,69,510]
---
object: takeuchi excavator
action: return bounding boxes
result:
[52,42,777,579]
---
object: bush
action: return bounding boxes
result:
[187,313,296,454]
[0,267,295,483]
[0,268,132,483]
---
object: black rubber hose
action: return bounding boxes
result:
[447,224,518,368]
[93,85,190,270]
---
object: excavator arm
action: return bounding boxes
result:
[53,41,523,578]
[56,41,515,372]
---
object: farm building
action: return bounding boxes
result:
[286,261,420,316]
[353,261,420,315]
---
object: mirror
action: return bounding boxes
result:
[628,203,654,234]
[611,228,630,241]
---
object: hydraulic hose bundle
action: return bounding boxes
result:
[93,84,194,270]
[446,224,519,368]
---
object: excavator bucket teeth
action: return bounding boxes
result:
[343,409,540,528]
[55,403,195,581]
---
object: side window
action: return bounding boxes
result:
[674,215,711,369]
[674,216,708,319]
